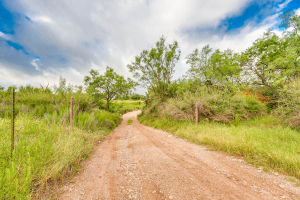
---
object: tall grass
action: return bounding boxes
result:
[139,114,300,180]
[0,86,122,198]
[0,110,121,199]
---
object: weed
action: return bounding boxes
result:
[127,119,133,125]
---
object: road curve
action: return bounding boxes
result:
[60,111,300,200]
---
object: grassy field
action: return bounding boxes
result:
[0,87,123,199]
[138,114,300,183]
[110,100,144,114]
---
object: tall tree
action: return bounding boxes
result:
[127,36,181,101]
[186,45,241,88]
[240,31,282,90]
[84,66,136,110]
[185,45,213,82]
[279,10,300,35]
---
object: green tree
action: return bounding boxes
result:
[127,36,181,101]
[186,45,241,89]
[185,45,213,82]
[274,12,300,82]
[84,66,136,110]
[240,31,283,90]
[279,10,300,35]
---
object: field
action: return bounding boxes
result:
[110,100,144,114]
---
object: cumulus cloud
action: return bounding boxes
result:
[0,0,293,93]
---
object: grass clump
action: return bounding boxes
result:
[127,119,133,125]
[138,114,300,180]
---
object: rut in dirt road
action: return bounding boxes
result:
[60,111,300,200]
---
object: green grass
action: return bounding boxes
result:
[138,114,300,180]
[0,110,121,199]
[110,100,144,114]
[127,119,133,125]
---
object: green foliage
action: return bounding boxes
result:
[109,100,144,115]
[127,35,181,101]
[143,86,266,123]
[84,66,136,110]
[279,10,300,34]
[183,13,300,108]
[274,77,300,129]
[75,110,121,131]
[186,45,241,89]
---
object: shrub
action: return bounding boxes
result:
[275,77,300,129]
[144,86,266,123]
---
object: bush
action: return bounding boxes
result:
[144,86,266,123]
[274,77,300,129]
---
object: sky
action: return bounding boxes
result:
[0,0,300,94]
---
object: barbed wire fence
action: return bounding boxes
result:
[0,88,80,158]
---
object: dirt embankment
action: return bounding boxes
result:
[58,111,300,200]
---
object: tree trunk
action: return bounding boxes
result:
[107,98,109,110]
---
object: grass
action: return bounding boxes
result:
[138,114,300,181]
[0,83,125,198]
[285,177,300,187]
[110,100,144,114]
[0,109,121,199]
[127,119,133,125]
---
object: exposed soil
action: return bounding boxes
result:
[59,110,300,200]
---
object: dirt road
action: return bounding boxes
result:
[60,111,300,200]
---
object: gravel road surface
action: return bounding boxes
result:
[60,111,300,200]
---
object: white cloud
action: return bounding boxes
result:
[30,16,54,24]
[295,8,300,15]
[277,0,293,11]
[0,31,11,40]
[31,59,40,70]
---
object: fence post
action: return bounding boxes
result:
[70,97,73,126]
[11,88,15,156]
[78,103,80,114]
[195,103,198,124]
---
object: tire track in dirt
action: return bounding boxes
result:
[58,111,300,200]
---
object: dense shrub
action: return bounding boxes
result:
[144,86,266,123]
[275,78,300,129]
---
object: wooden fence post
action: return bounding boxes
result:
[70,97,73,126]
[195,103,198,124]
[11,88,15,156]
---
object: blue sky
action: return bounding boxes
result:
[0,0,299,92]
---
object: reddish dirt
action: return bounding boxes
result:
[59,111,300,200]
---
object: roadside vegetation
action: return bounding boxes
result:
[130,11,300,182]
[0,76,133,198]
